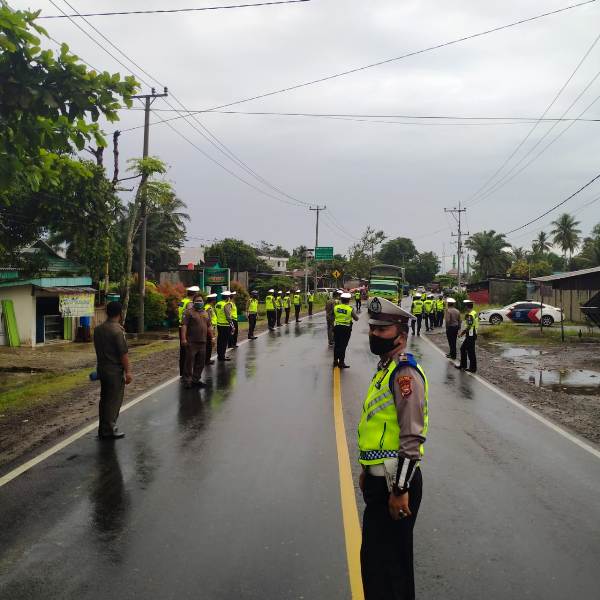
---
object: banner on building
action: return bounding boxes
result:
[59,293,95,317]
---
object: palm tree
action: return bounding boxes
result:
[465,230,511,279]
[531,230,552,255]
[511,246,528,261]
[550,213,581,260]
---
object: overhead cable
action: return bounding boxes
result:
[39,0,312,19]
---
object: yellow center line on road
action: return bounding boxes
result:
[333,368,365,600]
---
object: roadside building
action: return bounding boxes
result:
[259,255,289,273]
[0,241,95,347]
[467,277,528,305]
[532,266,600,323]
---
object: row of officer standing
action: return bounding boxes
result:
[264,289,314,330]
[409,291,445,335]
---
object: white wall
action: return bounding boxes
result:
[0,285,35,347]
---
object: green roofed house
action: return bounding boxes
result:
[0,241,95,347]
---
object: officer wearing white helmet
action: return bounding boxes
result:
[214,291,233,361]
[332,292,359,368]
[358,296,429,599]
[456,298,478,373]
[293,289,302,322]
[204,293,218,365]
[265,289,276,330]
[444,297,461,360]
[178,285,200,376]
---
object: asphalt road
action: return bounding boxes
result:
[1,308,600,599]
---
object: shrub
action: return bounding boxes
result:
[157,281,187,325]
[126,283,168,330]
[231,280,249,314]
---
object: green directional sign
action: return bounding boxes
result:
[315,246,334,261]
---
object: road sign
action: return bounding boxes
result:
[332,269,342,280]
[315,246,334,261]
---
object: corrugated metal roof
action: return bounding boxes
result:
[34,286,96,294]
[532,265,600,282]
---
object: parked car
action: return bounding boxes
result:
[479,301,563,327]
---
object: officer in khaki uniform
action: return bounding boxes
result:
[181,294,213,388]
[178,285,199,376]
[93,302,132,439]
[359,297,428,599]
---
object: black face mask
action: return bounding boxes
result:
[369,334,399,356]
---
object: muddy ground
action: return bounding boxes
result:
[426,328,600,446]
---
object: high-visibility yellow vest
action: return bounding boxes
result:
[308,293,314,303]
[178,297,192,324]
[354,292,360,300]
[466,308,479,334]
[412,299,424,315]
[283,295,290,309]
[206,304,217,326]
[275,297,282,309]
[293,294,301,306]
[265,295,275,311]
[214,300,229,326]
[334,303,353,326]
[248,299,258,314]
[358,354,428,465]
[437,299,444,311]
[228,301,238,321]
[423,299,434,313]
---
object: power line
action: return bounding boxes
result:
[39,0,312,19]
[503,172,600,235]
[117,0,599,132]
[466,30,600,207]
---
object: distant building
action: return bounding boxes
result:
[259,255,289,273]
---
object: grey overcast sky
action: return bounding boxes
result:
[14,0,600,270]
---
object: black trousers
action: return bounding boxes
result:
[333,324,352,365]
[294,305,301,321]
[179,327,185,375]
[411,314,422,335]
[356,299,362,311]
[98,368,125,436]
[228,320,239,348]
[460,333,477,371]
[308,302,313,316]
[425,313,433,331]
[438,311,444,327]
[276,308,282,326]
[217,325,230,360]
[361,469,423,600]
[446,325,459,358]
[267,310,276,329]
[285,308,290,324]
[205,337,213,364]
[248,313,257,338]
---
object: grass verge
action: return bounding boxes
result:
[479,323,600,345]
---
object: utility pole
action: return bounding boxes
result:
[309,205,326,293]
[444,202,468,291]
[131,87,168,334]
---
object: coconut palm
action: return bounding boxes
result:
[550,213,581,260]
[531,230,552,255]
[511,246,528,261]
[465,230,511,279]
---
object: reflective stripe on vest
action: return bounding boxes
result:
[293,294,301,305]
[265,295,275,310]
[207,305,217,326]
[467,309,479,334]
[308,294,314,302]
[437,299,444,310]
[178,297,192,324]
[228,301,238,321]
[357,353,429,465]
[214,301,229,326]
[423,300,433,313]
[283,296,290,308]
[412,300,423,315]
[334,303,353,326]
[248,299,258,314]
[275,297,282,308]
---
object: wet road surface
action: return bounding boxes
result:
[1,309,600,599]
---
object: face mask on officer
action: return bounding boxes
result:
[193,301,204,310]
[368,325,406,356]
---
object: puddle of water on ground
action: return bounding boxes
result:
[518,368,600,395]
[500,346,542,359]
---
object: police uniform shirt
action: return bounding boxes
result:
[444,306,461,328]
[325,297,335,319]
[182,309,211,343]
[94,321,128,372]
[387,357,427,459]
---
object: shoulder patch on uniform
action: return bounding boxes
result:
[398,375,413,397]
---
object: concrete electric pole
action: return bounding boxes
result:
[309,205,326,293]
[131,87,168,334]
[444,202,468,291]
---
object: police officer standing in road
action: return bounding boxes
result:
[307,289,315,316]
[227,291,239,348]
[275,291,283,327]
[358,296,428,599]
[265,289,276,330]
[180,294,213,389]
[333,292,359,368]
[436,295,445,328]
[293,289,302,322]
[423,294,434,332]
[325,290,337,346]
[410,293,424,336]
[355,289,362,312]
[214,291,233,361]
[456,299,478,373]
[246,290,259,340]
[178,285,199,376]
[444,297,461,360]
[283,290,291,324]
[204,293,217,365]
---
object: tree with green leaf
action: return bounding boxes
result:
[404,251,440,284]
[377,237,418,266]
[551,213,581,261]
[531,230,552,256]
[0,3,137,190]
[205,238,268,272]
[465,230,511,279]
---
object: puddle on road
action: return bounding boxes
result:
[518,368,600,395]
[501,347,542,359]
